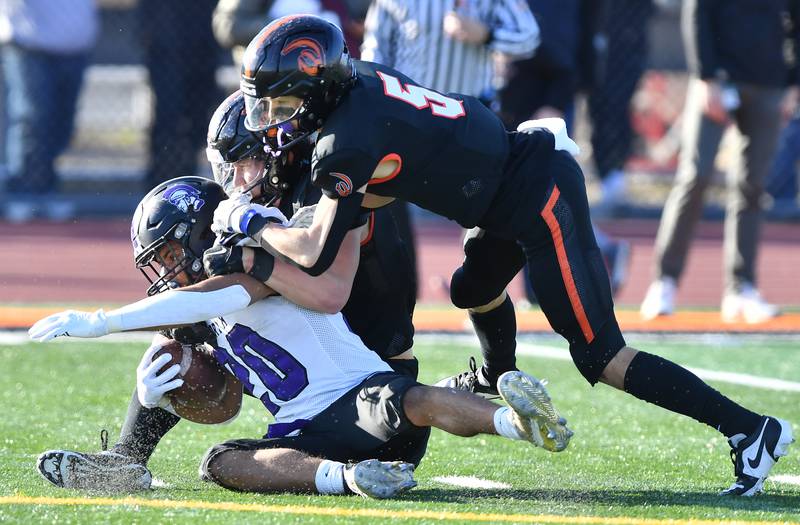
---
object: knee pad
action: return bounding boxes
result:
[567,316,626,385]
[450,265,499,309]
[450,229,526,309]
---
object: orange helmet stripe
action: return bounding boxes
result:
[243,15,305,77]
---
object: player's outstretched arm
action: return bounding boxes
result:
[256,191,367,276]
[204,224,363,313]
[28,274,270,342]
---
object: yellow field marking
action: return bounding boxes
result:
[0,495,797,525]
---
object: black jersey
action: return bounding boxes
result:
[294,60,556,276]
[312,60,510,226]
[289,176,415,359]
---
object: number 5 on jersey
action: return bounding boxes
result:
[377,71,466,119]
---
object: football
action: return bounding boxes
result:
[153,338,242,424]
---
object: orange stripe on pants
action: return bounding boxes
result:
[540,185,595,343]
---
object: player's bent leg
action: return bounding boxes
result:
[516,151,627,386]
[37,430,152,492]
[442,229,527,394]
[112,388,181,464]
[35,386,179,493]
[201,444,320,493]
[200,439,416,498]
[403,385,496,436]
[404,383,573,451]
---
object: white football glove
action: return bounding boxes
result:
[136,342,184,410]
[28,309,109,342]
[212,193,288,237]
[517,118,581,157]
[287,204,317,229]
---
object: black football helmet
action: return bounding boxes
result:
[206,91,270,196]
[239,14,355,150]
[207,90,307,205]
[131,176,227,295]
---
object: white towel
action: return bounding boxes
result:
[516,118,580,157]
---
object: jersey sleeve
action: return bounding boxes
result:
[311,148,378,200]
[282,148,376,276]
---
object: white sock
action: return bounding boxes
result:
[494,406,523,440]
[314,460,346,495]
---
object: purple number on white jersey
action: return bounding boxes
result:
[214,323,309,415]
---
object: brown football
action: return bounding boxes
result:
[153,338,242,424]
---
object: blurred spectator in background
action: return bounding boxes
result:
[641,0,800,324]
[497,0,630,301]
[497,0,580,130]
[139,0,221,189]
[361,0,540,300]
[362,0,539,104]
[766,87,800,221]
[0,0,98,222]
[213,0,358,66]
[580,0,655,215]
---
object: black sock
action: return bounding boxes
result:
[623,351,761,438]
[112,389,181,464]
[469,295,517,385]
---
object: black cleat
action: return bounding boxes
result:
[36,430,151,492]
[721,416,794,496]
[434,356,500,399]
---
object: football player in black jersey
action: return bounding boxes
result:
[32,90,577,493]
[211,14,793,496]
[27,90,437,492]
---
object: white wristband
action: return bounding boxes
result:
[105,285,252,333]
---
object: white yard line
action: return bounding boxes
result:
[3,330,800,392]
[419,333,800,393]
[431,476,511,490]
[771,474,800,486]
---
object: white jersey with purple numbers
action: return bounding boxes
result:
[207,295,392,432]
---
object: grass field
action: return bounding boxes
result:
[1,333,799,524]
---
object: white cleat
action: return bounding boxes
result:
[37,450,152,492]
[721,416,794,496]
[497,371,573,452]
[640,277,676,320]
[343,459,417,499]
[721,284,780,324]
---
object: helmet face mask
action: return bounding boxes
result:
[131,177,227,296]
[207,91,274,200]
[243,95,304,133]
[208,150,268,198]
[137,235,199,296]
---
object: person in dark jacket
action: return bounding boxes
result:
[581,0,655,212]
[642,0,800,324]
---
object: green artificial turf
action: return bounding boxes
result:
[1,335,798,524]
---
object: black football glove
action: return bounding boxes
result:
[203,244,245,276]
[203,244,276,283]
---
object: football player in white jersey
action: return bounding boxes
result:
[30,177,573,499]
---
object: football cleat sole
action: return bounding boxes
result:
[344,459,417,499]
[37,450,152,492]
[498,371,574,452]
